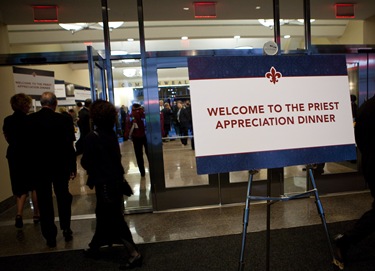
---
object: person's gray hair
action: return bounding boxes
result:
[40,92,57,107]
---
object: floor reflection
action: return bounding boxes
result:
[162,138,208,188]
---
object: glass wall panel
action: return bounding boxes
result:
[6,1,140,54]
[310,0,365,46]
[229,169,267,183]
[157,68,209,188]
[3,1,374,55]
[112,59,152,210]
[278,0,304,51]
[283,62,360,195]
[142,1,274,52]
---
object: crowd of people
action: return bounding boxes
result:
[2,93,143,269]
[6,91,374,270]
[160,99,194,149]
[3,92,76,248]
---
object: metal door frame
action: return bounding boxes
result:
[87,46,107,101]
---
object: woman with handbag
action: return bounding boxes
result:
[3,93,40,228]
[81,100,142,269]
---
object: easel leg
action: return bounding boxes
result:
[238,171,255,271]
[308,168,336,263]
[266,176,272,271]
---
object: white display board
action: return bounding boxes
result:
[188,55,356,174]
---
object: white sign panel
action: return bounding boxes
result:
[188,55,356,174]
[13,67,54,97]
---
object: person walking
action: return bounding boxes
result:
[27,92,77,248]
[126,103,149,177]
[76,98,92,155]
[3,93,40,228]
[334,94,375,270]
[81,100,142,269]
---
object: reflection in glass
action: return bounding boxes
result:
[230,169,267,183]
[157,68,209,188]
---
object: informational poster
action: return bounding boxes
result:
[74,87,91,101]
[55,79,66,99]
[188,55,356,174]
[13,67,54,97]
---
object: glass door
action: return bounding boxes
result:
[157,67,209,189]
[143,57,219,210]
[145,56,271,211]
[282,57,363,196]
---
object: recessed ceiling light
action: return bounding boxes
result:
[183,7,189,11]
[255,6,261,10]
[127,38,134,42]
[235,46,254,49]
[284,35,291,39]
[181,36,188,40]
[297,19,316,23]
[234,35,241,39]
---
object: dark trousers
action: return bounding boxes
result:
[179,125,189,145]
[343,151,375,246]
[90,184,136,249]
[132,136,148,175]
[35,178,72,242]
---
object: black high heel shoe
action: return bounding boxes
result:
[119,254,143,270]
[15,215,23,229]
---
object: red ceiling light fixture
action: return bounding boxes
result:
[194,2,217,19]
[335,3,355,19]
[32,5,58,23]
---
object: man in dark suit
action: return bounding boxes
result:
[76,98,92,155]
[27,92,77,248]
[334,94,375,269]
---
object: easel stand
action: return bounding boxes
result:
[238,165,336,271]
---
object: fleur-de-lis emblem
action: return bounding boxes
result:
[265,66,282,84]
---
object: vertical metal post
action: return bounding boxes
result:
[303,0,312,54]
[137,0,146,61]
[86,46,97,101]
[137,0,147,118]
[273,0,281,53]
[266,171,272,271]
[100,0,114,104]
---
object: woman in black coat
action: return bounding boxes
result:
[2,93,40,228]
[81,100,142,269]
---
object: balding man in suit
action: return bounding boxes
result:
[27,92,77,248]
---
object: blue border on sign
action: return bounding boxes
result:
[188,55,348,80]
[196,144,356,174]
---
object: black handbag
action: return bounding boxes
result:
[121,178,134,197]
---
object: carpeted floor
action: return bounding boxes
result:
[1,220,374,271]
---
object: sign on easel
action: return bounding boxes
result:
[188,55,356,174]
[13,66,54,98]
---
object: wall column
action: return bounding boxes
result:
[364,15,375,44]
[0,23,15,204]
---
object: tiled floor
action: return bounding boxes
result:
[0,138,370,258]
[0,190,372,257]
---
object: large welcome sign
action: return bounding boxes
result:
[188,55,356,174]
